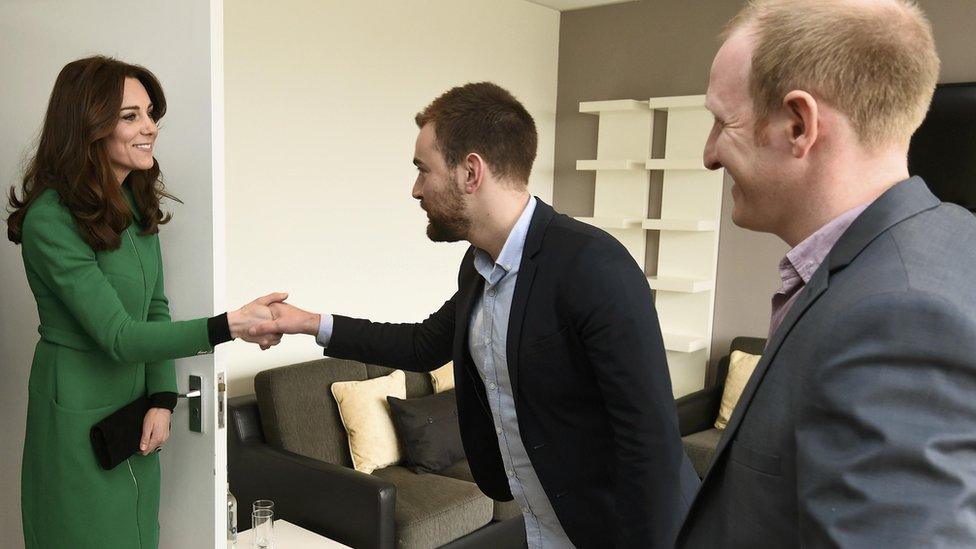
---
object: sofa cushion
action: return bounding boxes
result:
[429,362,455,393]
[439,459,522,522]
[366,364,434,399]
[331,370,407,474]
[682,428,723,477]
[388,389,464,473]
[715,350,762,429]
[372,465,493,548]
[254,358,368,467]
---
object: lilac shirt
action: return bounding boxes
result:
[768,204,870,338]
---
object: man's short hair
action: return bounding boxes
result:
[415,82,537,183]
[725,0,940,147]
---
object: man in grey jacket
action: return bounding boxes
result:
[679,0,976,546]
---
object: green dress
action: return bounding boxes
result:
[20,187,214,549]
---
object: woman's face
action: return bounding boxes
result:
[105,77,158,184]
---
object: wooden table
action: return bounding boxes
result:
[235,520,351,548]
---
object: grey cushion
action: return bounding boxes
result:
[255,357,368,467]
[367,364,434,398]
[372,465,493,548]
[682,428,723,477]
[388,389,464,473]
[439,459,522,522]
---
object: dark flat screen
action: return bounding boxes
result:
[908,82,976,212]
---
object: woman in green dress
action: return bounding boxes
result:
[7,56,284,549]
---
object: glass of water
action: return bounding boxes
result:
[252,500,275,514]
[251,508,274,548]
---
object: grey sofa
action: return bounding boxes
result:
[675,337,766,477]
[228,357,526,549]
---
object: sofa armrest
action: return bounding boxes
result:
[675,384,723,437]
[229,439,397,549]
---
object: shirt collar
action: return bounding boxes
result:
[777,202,870,292]
[473,196,537,284]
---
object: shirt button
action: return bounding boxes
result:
[496,427,503,435]
[487,288,496,297]
[506,469,515,477]
[520,507,528,513]
[488,382,497,391]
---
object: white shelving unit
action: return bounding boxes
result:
[574,216,644,229]
[648,276,713,293]
[575,95,724,397]
[642,219,718,232]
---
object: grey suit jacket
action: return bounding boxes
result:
[677,177,976,548]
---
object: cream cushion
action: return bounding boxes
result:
[430,362,455,393]
[331,369,406,473]
[715,350,762,430]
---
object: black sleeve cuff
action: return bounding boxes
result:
[149,392,178,412]
[208,313,233,346]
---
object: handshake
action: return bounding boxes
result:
[228,292,322,350]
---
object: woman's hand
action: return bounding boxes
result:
[249,301,322,338]
[140,407,172,456]
[229,292,288,350]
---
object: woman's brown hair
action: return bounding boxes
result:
[7,55,177,250]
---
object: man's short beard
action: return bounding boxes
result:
[425,182,470,243]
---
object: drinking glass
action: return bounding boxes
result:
[251,508,274,548]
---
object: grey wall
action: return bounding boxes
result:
[0,2,216,546]
[554,0,976,378]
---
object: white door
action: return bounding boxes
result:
[0,1,226,548]
[156,1,228,547]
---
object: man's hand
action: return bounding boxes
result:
[249,301,321,338]
[229,292,288,350]
[140,407,171,455]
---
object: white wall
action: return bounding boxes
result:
[0,2,218,546]
[224,0,561,395]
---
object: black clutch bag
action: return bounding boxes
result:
[90,396,151,470]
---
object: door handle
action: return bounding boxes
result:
[181,375,203,433]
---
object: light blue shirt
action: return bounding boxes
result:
[466,196,573,548]
[317,196,573,548]
[317,314,334,346]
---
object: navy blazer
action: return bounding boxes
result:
[327,198,699,547]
